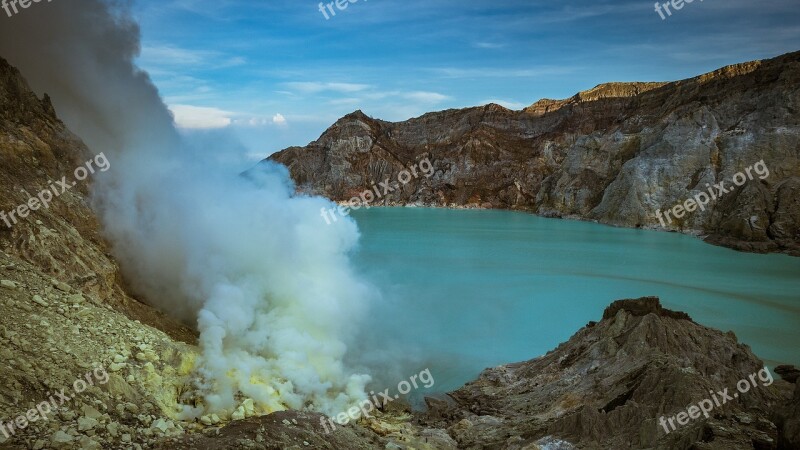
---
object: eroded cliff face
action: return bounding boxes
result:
[269,51,800,256]
[0,57,195,336]
[0,57,114,301]
[0,56,201,449]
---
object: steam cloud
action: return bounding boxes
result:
[0,1,374,417]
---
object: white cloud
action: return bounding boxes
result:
[140,45,246,69]
[169,104,234,129]
[243,118,267,126]
[272,113,287,126]
[284,82,371,94]
[244,152,269,161]
[141,45,208,66]
[403,91,450,103]
[430,66,575,79]
[229,113,289,128]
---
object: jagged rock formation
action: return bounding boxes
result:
[0,57,195,339]
[0,56,201,449]
[269,51,800,256]
[779,383,800,448]
[424,297,798,449]
[776,366,800,384]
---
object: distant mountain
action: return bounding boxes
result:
[269,51,800,256]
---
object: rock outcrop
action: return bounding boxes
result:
[779,383,800,449]
[776,366,800,384]
[426,297,797,449]
[269,50,800,256]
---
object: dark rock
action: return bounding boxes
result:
[601,296,693,322]
[775,382,800,449]
[152,411,384,450]
[149,297,799,449]
[775,365,800,383]
[423,394,459,422]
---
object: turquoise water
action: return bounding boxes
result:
[350,208,800,393]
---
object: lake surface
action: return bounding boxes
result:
[350,207,800,393]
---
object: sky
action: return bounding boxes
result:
[132,0,800,166]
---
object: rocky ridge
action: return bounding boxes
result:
[0,55,201,449]
[435,297,798,449]
[269,51,800,256]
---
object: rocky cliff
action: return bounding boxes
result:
[0,56,201,449]
[269,51,800,256]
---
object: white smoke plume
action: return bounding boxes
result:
[0,0,373,417]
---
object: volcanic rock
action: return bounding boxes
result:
[776,365,800,384]
[269,51,800,256]
[432,297,795,449]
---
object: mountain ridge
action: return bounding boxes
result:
[269,50,800,256]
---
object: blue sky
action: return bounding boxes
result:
[132,0,800,164]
